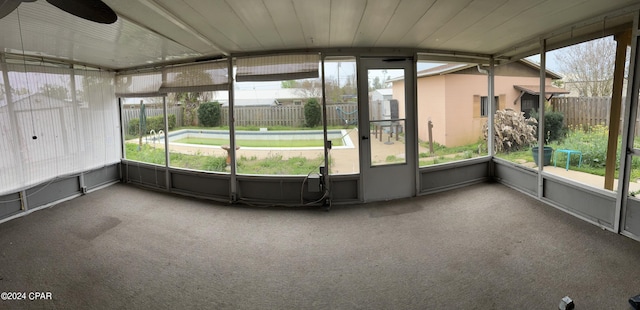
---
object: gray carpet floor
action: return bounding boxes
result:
[1,182,640,309]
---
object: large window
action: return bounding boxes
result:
[1,64,118,195]
[414,61,488,167]
[118,60,231,173]
[165,90,230,173]
[494,36,626,192]
[233,54,326,176]
[324,57,358,174]
[121,97,166,166]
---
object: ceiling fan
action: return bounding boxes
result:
[0,0,118,24]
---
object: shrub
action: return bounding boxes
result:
[560,124,611,168]
[530,109,566,142]
[483,109,537,153]
[304,98,321,127]
[128,114,176,135]
[197,101,221,127]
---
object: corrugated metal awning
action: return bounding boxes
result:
[514,85,570,95]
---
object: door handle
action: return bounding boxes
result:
[362,136,369,140]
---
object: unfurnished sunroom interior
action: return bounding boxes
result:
[2,0,640,308]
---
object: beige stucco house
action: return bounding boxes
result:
[391,60,567,147]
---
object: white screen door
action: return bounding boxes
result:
[358,57,416,202]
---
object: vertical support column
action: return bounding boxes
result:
[355,56,365,201]
[320,53,330,207]
[118,98,125,160]
[616,12,640,233]
[487,57,495,157]
[413,54,420,197]
[537,39,547,199]
[163,95,170,191]
[69,65,85,192]
[605,30,632,190]
[228,57,237,202]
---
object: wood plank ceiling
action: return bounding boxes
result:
[0,0,637,70]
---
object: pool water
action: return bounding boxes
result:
[155,129,354,150]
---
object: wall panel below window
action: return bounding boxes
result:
[170,170,230,201]
[542,174,616,230]
[493,158,538,197]
[419,158,490,194]
[0,164,120,223]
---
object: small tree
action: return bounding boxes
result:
[484,109,537,153]
[554,37,617,97]
[174,70,213,126]
[530,109,566,143]
[197,101,221,127]
[304,98,321,127]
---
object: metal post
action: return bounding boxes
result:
[616,12,640,233]
[228,57,237,202]
[538,39,547,199]
[138,99,143,149]
[163,95,170,190]
[118,98,126,161]
[321,53,330,208]
[487,57,495,157]
[428,120,434,154]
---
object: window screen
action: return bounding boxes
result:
[236,54,319,82]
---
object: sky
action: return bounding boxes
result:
[233,61,440,91]
[526,52,562,73]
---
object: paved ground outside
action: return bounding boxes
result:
[518,160,640,192]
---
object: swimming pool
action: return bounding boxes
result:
[150,129,354,150]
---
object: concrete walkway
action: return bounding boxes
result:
[545,165,640,192]
[519,161,640,192]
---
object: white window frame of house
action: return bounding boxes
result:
[480,96,499,117]
[293,100,302,105]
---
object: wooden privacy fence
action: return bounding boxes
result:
[551,97,640,136]
[121,104,357,129]
[220,103,357,127]
[121,106,183,132]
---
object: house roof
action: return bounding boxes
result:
[514,85,570,95]
[370,88,393,96]
[411,59,563,80]
[416,63,476,78]
[518,59,563,80]
[215,88,308,106]
[3,93,75,111]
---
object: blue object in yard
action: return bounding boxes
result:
[554,149,582,171]
[532,146,553,166]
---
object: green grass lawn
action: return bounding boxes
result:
[417,140,485,167]
[237,154,324,175]
[124,143,323,175]
[174,137,344,148]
